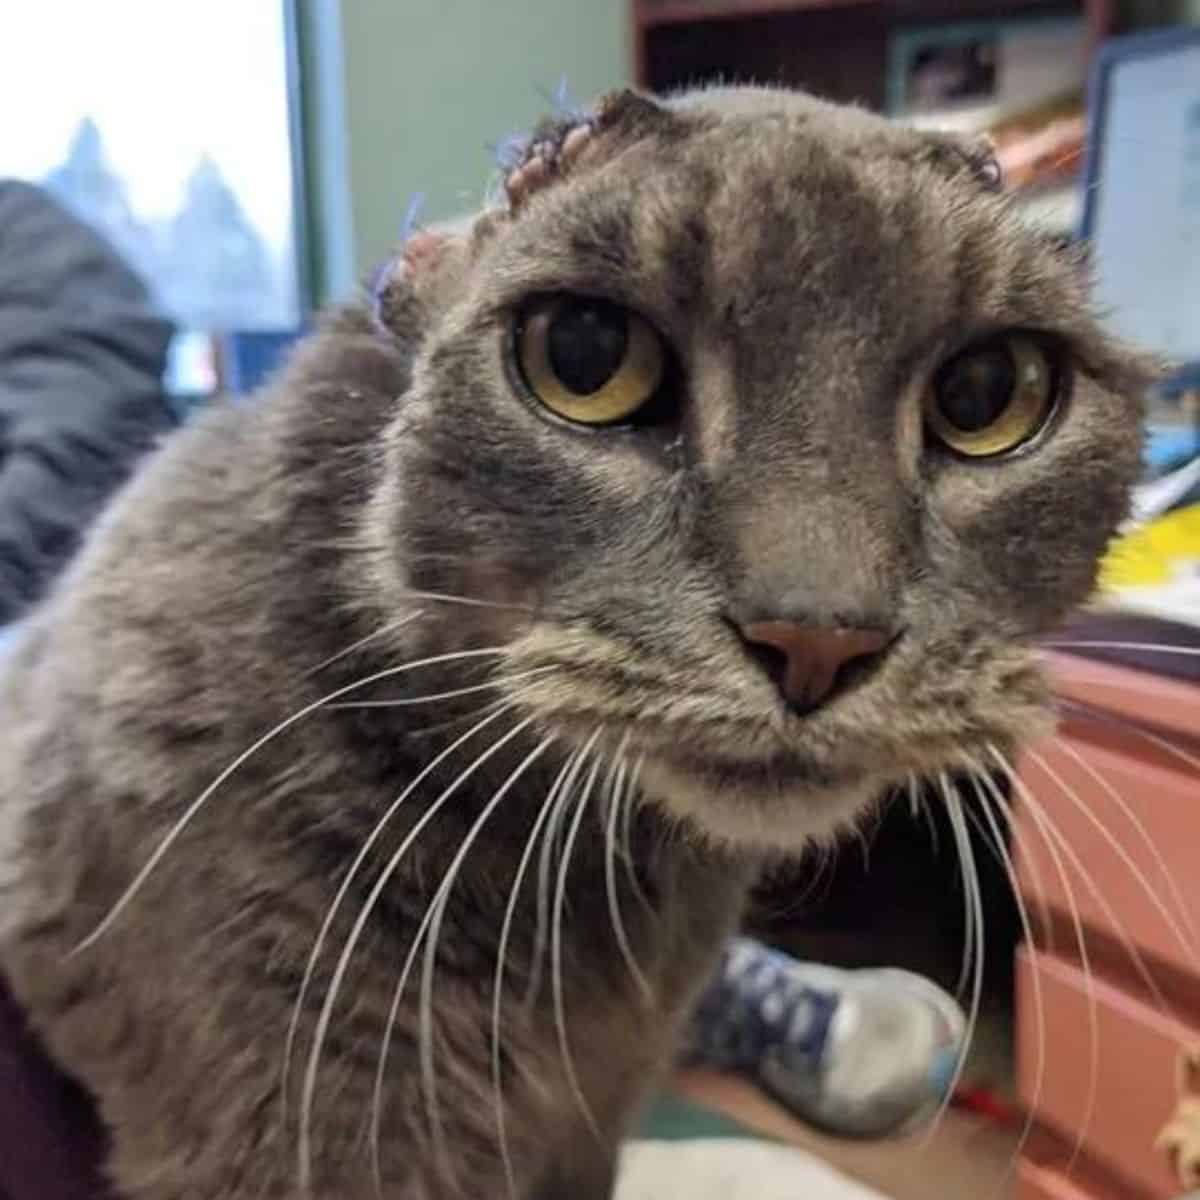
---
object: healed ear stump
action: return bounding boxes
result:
[932,131,1006,192]
[963,134,1004,191]
[371,227,472,339]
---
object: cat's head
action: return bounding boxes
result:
[364,86,1152,851]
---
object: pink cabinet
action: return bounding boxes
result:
[1014,649,1200,1199]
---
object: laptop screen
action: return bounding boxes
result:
[1086,31,1200,368]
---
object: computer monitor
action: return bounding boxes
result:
[1081,26,1200,388]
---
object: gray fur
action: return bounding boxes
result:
[0,86,1151,1199]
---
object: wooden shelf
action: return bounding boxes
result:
[639,0,871,30]
[636,0,1105,26]
[631,0,1112,109]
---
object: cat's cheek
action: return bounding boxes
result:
[924,445,1135,626]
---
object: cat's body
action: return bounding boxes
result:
[0,86,1149,1200]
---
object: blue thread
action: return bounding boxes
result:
[398,192,425,243]
[487,77,589,174]
[368,257,392,328]
[370,193,428,330]
[368,258,390,296]
[539,74,587,123]
[489,130,531,172]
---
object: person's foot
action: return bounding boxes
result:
[682,937,966,1139]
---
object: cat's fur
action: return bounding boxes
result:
[0,86,1151,1199]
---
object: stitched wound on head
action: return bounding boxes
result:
[504,115,597,211]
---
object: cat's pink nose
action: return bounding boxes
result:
[737,621,890,712]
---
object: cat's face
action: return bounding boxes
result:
[368,87,1149,851]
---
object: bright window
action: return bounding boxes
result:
[1,1,306,390]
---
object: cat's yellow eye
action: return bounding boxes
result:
[517,297,665,425]
[925,334,1059,458]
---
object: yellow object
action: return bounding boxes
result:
[1099,504,1200,590]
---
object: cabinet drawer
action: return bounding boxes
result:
[1013,729,1200,980]
[1016,947,1198,1198]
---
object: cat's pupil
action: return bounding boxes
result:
[547,300,628,395]
[938,346,1016,432]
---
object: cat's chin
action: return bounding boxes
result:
[636,750,891,854]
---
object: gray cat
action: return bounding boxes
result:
[0,86,1152,1200]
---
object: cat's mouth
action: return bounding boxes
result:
[499,621,1049,851]
[630,717,1024,851]
[650,741,866,795]
[635,744,887,850]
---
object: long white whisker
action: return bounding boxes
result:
[784,842,835,913]
[402,696,514,743]
[303,615,420,678]
[946,776,975,1003]
[621,754,654,916]
[1043,640,1200,658]
[907,774,941,855]
[551,749,605,1137]
[1035,741,1199,962]
[971,766,1056,957]
[921,775,983,1149]
[73,637,517,955]
[989,745,1170,1010]
[603,738,650,1002]
[328,667,554,709]
[525,734,600,1008]
[404,734,555,1188]
[982,752,1098,1176]
[906,773,921,819]
[855,821,872,873]
[967,770,1044,1196]
[399,588,535,614]
[297,713,535,1194]
[492,751,581,1200]
[620,756,640,868]
[920,798,941,856]
[280,703,513,1130]
[1059,697,1200,775]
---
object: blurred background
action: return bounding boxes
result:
[3,3,1199,1198]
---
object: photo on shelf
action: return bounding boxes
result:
[904,38,998,113]
[886,16,1087,128]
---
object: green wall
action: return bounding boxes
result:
[321,0,627,297]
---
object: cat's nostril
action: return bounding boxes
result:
[735,620,891,713]
[741,638,791,692]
